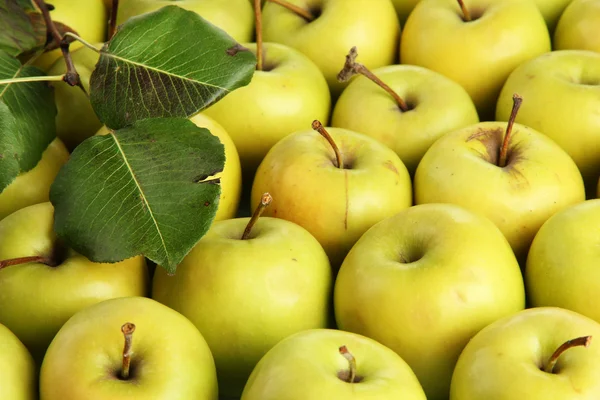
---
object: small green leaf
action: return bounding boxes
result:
[49,117,225,274]
[90,5,257,130]
[0,50,56,192]
[0,0,40,56]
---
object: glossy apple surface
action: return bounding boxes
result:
[0,323,36,400]
[554,0,600,53]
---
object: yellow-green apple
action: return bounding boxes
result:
[32,0,107,71]
[554,0,600,53]
[532,0,574,33]
[116,0,255,43]
[40,296,218,400]
[152,195,333,399]
[0,323,37,400]
[334,202,525,400]
[415,94,586,262]
[450,307,600,399]
[250,122,412,270]
[241,329,428,400]
[392,0,421,24]
[47,44,102,151]
[96,112,243,223]
[261,0,400,97]
[332,47,479,175]
[202,42,330,176]
[0,137,69,221]
[400,0,551,120]
[495,50,600,197]
[0,202,149,364]
[526,199,600,323]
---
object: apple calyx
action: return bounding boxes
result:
[254,0,264,71]
[0,255,57,270]
[457,0,472,21]
[338,345,362,383]
[312,120,344,169]
[498,93,523,168]
[242,192,273,240]
[337,47,410,112]
[544,336,592,374]
[266,0,315,21]
[120,322,136,380]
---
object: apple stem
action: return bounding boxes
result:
[254,0,264,71]
[544,336,592,374]
[63,33,102,54]
[457,0,472,21]
[498,93,523,168]
[337,47,409,112]
[0,75,66,85]
[265,0,314,21]
[339,345,357,383]
[121,322,136,380]
[108,0,119,40]
[242,193,273,240]
[0,255,57,270]
[312,120,344,168]
[32,0,80,87]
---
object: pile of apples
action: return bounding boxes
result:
[2,0,600,399]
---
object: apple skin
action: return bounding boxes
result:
[533,0,575,33]
[450,307,600,399]
[40,296,218,400]
[0,202,149,364]
[400,0,551,120]
[202,42,331,175]
[331,64,479,175]
[0,137,69,221]
[241,329,427,400]
[526,199,600,323]
[47,44,102,151]
[250,127,412,270]
[495,50,600,197]
[152,216,333,399]
[116,0,254,43]
[261,0,400,97]
[0,323,37,400]
[334,203,525,400]
[554,0,600,53]
[414,121,586,261]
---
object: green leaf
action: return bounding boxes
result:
[0,50,56,193]
[49,117,226,274]
[89,5,257,130]
[0,0,40,56]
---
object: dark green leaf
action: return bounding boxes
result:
[0,50,56,192]
[90,5,257,130]
[0,0,40,56]
[49,117,225,274]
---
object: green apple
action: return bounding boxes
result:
[202,42,331,175]
[40,296,218,399]
[334,203,525,400]
[250,124,412,270]
[495,50,600,197]
[0,323,37,400]
[116,0,255,43]
[0,137,69,221]
[47,45,102,151]
[554,0,600,53]
[392,0,421,24]
[331,61,479,175]
[450,307,600,399]
[152,204,333,399]
[241,328,427,399]
[533,0,575,33]
[261,0,400,97]
[0,202,149,364]
[526,199,600,323]
[32,0,107,71]
[414,96,586,261]
[400,0,551,120]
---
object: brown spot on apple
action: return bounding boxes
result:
[383,160,399,176]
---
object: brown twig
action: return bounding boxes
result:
[0,255,56,270]
[121,322,136,380]
[312,120,344,169]
[457,0,471,21]
[108,0,119,40]
[242,193,273,240]
[544,336,592,373]
[266,0,314,21]
[339,345,357,383]
[498,93,523,168]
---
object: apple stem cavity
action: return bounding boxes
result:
[266,0,315,21]
[337,46,409,112]
[120,322,136,380]
[544,336,592,374]
[32,0,81,87]
[254,0,264,71]
[312,120,344,168]
[457,0,472,21]
[108,0,119,40]
[339,345,358,383]
[0,255,57,270]
[241,192,273,240]
[498,93,523,168]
